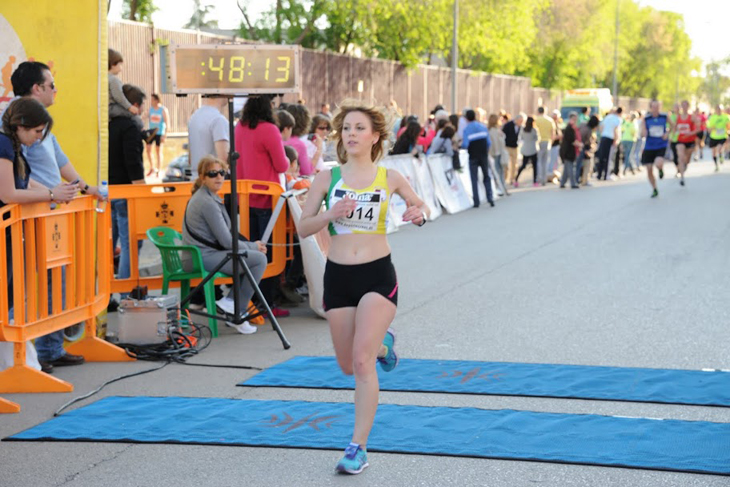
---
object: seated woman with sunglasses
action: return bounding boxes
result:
[182,155,268,334]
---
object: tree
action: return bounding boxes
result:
[700,60,730,107]
[185,0,219,30]
[610,8,700,105]
[234,0,701,103]
[522,0,612,89]
[122,0,157,23]
[320,0,377,55]
[457,0,545,74]
[237,0,327,47]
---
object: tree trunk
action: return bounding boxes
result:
[128,0,139,21]
[275,0,282,44]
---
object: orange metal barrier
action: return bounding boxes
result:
[0,196,132,413]
[108,180,290,295]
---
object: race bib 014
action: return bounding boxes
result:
[332,189,383,232]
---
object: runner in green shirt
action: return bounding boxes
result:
[707,105,729,171]
[667,106,679,178]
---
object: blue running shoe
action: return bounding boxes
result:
[377,327,398,372]
[335,443,368,474]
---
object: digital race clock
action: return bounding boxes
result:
[167,44,300,95]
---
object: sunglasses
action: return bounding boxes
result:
[205,170,226,178]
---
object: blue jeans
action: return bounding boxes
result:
[621,141,635,169]
[111,199,131,281]
[469,156,494,206]
[575,151,585,181]
[35,268,68,362]
[560,160,578,188]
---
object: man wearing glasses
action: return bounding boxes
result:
[7,61,104,373]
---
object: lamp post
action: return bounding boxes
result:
[451,0,458,114]
[612,0,619,106]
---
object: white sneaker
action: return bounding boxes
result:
[296,283,309,296]
[226,321,257,334]
[216,297,235,315]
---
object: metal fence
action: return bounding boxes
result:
[109,20,649,133]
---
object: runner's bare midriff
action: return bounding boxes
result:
[327,234,391,265]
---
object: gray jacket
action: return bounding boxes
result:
[182,186,259,260]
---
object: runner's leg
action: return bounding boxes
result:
[327,307,357,375]
[351,293,397,446]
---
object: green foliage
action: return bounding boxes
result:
[122,0,157,23]
[608,7,701,105]
[701,61,730,107]
[458,0,545,74]
[236,0,701,101]
[185,0,219,30]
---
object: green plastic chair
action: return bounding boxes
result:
[146,226,228,337]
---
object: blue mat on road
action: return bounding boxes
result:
[239,356,730,407]
[6,396,730,476]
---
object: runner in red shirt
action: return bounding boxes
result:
[673,100,698,187]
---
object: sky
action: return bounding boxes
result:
[109,0,730,66]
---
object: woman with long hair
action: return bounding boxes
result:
[487,113,509,195]
[391,120,421,155]
[182,155,268,334]
[426,119,454,157]
[298,100,430,474]
[516,116,540,187]
[1,97,78,319]
[235,95,292,317]
[0,98,77,205]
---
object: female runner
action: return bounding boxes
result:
[299,101,429,474]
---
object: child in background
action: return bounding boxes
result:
[108,49,145,131]
[284,145,311,191]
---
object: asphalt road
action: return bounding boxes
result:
[2,155,729,487]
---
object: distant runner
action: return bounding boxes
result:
[640,100,669,198]
[707,105,729,172]
[672,100,698,187]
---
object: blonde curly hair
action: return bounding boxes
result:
[331,99,394,164]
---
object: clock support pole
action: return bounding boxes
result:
[180,96,291,349]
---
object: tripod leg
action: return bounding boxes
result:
[237,255,291,349]
[179,254,232,308]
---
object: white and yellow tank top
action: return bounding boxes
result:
[325,165,390,235]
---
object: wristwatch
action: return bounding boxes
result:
[80,184,90,194]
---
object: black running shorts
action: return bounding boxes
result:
[709,138,726,148]
[641,148,666,165]
[323,255,398,311]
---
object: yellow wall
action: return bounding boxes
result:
[0,0,107,184]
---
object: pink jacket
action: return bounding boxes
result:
[235,120,289,208]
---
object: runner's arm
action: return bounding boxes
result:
[389,169,429,225]
[298,170,355,238]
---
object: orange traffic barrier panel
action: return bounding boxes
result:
[107,180,291,296]
[0,396,20,413]
[0,196,132,410]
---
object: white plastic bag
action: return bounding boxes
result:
[0,340,41,371]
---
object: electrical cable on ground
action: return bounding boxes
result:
[54,310,262,417]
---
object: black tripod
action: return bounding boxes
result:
[180,96,290,349]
